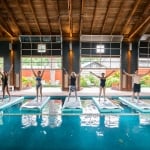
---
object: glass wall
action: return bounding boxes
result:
[138,40,150,87]
[20,35,62,89]
[80,35,122,88]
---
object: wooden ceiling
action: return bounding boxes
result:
[0,0,149,42]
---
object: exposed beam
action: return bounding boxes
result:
[128,16,150,39]
[43,0,51,34]
[16,0,32,34]
[101,0,112,34]
[68,0,73,38]
[121,0,142,34]
[28,0,41,34]
[90,0,98,34]
[111,0,124,34]
[2,0,20,36]
[79,0,84,36]
[56,0,62,36]
[0,24,13,38]
[0,14,14,38]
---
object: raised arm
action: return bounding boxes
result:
[90,71,100,78]
[140,70,150,77]
[41,69,45,77]
[0,67,3,75]
[31,66,36,77]
[123,70,133,77]
[0,70,3,76]
[63,68,68,75]
[105,70,115,78]
[8,64,13,75]
[76,69,82,77]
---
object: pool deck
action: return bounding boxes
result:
[4,87,150,97]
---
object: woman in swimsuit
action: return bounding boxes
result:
[63,68,82,101]
[90,70,115,101]
[32,69,45,102]
[0,64,13,101]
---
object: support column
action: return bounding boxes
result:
[10,44,14,87]
[120,42,138,91]
[62,41,80,91]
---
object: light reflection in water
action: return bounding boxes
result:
[139,114,150,125]
[22,115,38,127]
[21,100,62,128]
[104,115,119,128]
[46,100,62,128]
[0,111,3,125]
[80,100,100,127]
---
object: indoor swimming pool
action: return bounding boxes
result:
[0,97,150,150]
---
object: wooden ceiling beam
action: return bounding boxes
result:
[128,16,150,40]
[111,0,124,34]
[56,0,62,36]
[134,1,150,36]
[91,0,98,34]
[16,0,32,34]
[68,0,73,38]
[101,0,112,34]
[79,0,84,36]
[43,0,51,34]
[0,24,13,38]
[2,0,20,36]
[28,0,41,34]
[121,0,142,35]
[0,16,14,38]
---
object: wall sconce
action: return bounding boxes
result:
[129,42,132,51]
[9,43,12,50]
[69,41,72,50]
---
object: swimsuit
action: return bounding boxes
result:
[100,78,106,87]
[36,76,42,88]
[1,75,8,87]
[69,76,76,92]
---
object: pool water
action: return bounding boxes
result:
[0,98,150,150]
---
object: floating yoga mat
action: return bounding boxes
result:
[92,97,123,113]
[0,96,24,110]
[20,96,50,111]
[62,97,83,113]
[119,97,150,113]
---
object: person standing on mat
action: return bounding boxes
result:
[123,69,150,103]
[90,70,115,102]
[0,64,13,101]
[63,68,82,101]
[32,68,45,102]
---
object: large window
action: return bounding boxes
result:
[80,35,122,70]
[138,35,150,87]
[80,35,122,88]
[138,41,150,68]
[20,35,62,88]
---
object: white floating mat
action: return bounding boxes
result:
[20,96,50,111]
[92,97,123,113]
[119,97,150,113]
[0,97,24,110]
[62,97,83,113]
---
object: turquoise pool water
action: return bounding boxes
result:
[0,98,150,150]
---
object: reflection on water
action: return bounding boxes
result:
[46,100,62,128]
[21,100,62,128]
[139,114,150,125]
[1,98,150,150]
[22,115,38,127]
[80,100,100,127]
[0,111,3,125]
[104,115,119,128]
